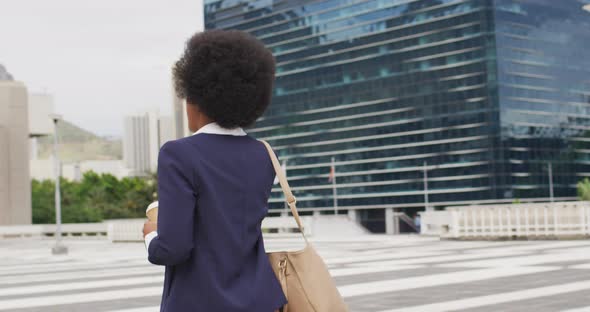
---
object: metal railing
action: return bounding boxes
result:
[0,223,107,239]
[423,201,590,239]
[0,217,315,242]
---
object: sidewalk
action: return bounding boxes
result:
[1,237,590,311]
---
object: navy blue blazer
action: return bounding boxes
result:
[148,133,287,311]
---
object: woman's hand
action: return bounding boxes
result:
[143,220,158,237]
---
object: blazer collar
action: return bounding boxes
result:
[193,122,247,136]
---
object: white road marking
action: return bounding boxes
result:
[381,280,590,312]
[570,263,590,270]
[0,267,163,286]
[0,276,163,297]
[0,287,163,311]
[325,250,451,265]
[0,259,150,276]
[330,265,423,277]
[346,249,530,267]
[437,252,590,268]
[338,266,559,297]
[461,241,590,254]
[561,306,590,312]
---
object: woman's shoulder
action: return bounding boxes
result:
[160,137,189,153]
[158,137,198,164]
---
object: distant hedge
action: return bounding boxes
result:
[32,172,157,224]
[578,178,590,201]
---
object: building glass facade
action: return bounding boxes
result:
[493,0,590,199]
[204,0,590,231]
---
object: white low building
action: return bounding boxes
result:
[30,159,128,181]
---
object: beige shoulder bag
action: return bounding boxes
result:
[260,140,349,312]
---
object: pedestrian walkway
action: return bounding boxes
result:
[1,235,590,311]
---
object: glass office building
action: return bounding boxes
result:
[204,0,590,231]
[494,0,590,199]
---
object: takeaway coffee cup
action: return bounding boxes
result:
[146,201,158,222]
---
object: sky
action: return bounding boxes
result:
[0,0,204,137]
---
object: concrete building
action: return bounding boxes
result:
[0,65,31,225]
[123,111,174,176]
[28,92,55,160]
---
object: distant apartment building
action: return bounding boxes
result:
[205,0,590,231]
[123,111,175,175]
[124,114,151,175]
[172,93,191,139]
[0,65,31,225]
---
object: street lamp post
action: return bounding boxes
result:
[283,159,288,215]
[423,161,432,211]
[331,157,338,215]
[548,162,554,203]
[50,114,67,255]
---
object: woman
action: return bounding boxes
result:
[143,30,287,312]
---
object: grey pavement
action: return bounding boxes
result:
[1,235,590,311]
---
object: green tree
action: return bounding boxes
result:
[577,178,590,201]
[31,171,158,224]
[32,179,56,224]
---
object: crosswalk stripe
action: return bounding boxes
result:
[0,256,147,271]
[460,241,590,254]
[338,266,559,298]
[324,250,451,265]
[0,267,163,286]
[0,276,163,297]
[0,260,151,277]
[0,264,418,295]
[0,287,162,311]
[330,264,423,277]
[561,307,590,312]
[380,280,590,312]
[346,249,530,267]
[437,251,590,268]
[568,263,590,270]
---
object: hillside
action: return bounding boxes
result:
[36,120,122,162]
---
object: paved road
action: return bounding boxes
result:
[1,235,590,311]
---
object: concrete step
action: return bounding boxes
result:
[311,215,369,237]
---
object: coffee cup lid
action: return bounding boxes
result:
[147,201,159,211]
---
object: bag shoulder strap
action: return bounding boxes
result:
[259,140,308,242]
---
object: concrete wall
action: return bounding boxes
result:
[30,159,127,181]
[0,127,9,224]
[0,81,31,225]
[28,93,54,137]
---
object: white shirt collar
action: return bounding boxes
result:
[193,122,247,136]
